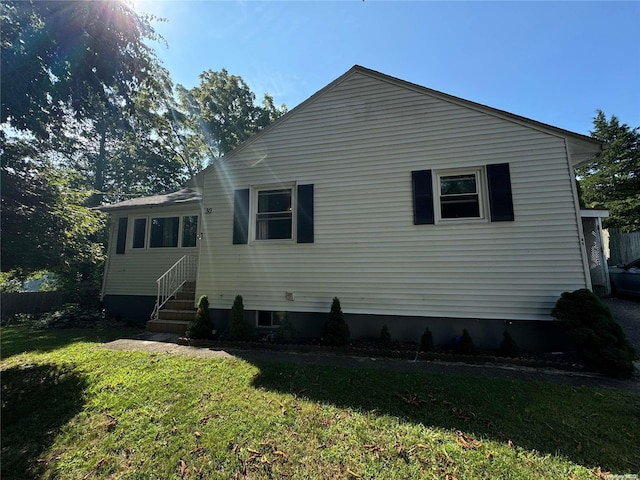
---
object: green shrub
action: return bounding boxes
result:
[551,289,636,378]
[323,297,350,346]
[499,330,519,357]
[186,295,214,339]
[274,312,298,344]
[456,329,476,355]
[420,327,434,352]
[226,295,253,341]
[379,324,391,348]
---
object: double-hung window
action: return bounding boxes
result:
[412,163,514,225]
[437,169,483,220]
[255,188,293,240]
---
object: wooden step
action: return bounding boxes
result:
[146,319,190,335]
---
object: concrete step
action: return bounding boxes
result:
[146,319,190,335]
[158,309,196,322]
[165,299,195,310]
[175,291,196,301]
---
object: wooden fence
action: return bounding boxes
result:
[1,291,73,316]
[605,228,640,265]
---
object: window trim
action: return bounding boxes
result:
[128,214,199,250]
[132,217,148,250]
[250,183,297,243]
[433,167,487,223]
[255,310,282,328]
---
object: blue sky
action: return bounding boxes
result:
[136,1,640,136]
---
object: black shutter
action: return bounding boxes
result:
[233,189,250,244]
[412,170,434,225]
[297,184,314,243]
[116,217,128,254]
[487,163,515,222]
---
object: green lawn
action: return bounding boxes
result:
[1,326,638,479]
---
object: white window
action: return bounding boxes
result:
[435,168,485,221]
[253,186,294,241]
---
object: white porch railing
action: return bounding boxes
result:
[150,255,198,321]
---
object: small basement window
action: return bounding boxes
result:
[436,169,484,220]
[256,311,281,328]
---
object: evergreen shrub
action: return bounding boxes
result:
[456,329,476,355]
[379,324,391,348]
[551,289,636,378]
[274,312,298,344]
[499,330,520,357]
[226,295,253,341]
[186,295,213,339]
[420,327,434,352]
[322,297,350,346]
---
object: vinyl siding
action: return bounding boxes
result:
[196,71,586,321]
[102,204,200,297]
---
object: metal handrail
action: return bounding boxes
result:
[151,255,197,321]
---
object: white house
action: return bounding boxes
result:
[99,66,605,350]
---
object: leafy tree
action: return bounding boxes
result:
[176,69,287,162]
[577,111,640,232]
[1,0,161,138]
[1,136,105,302]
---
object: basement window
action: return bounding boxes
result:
[256,311,282,328]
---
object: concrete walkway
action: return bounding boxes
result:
[103,330,640,394]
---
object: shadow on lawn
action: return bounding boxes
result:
[246,358,640,474]
[1,363,88,479]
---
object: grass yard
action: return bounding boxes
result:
[1,326,638,479]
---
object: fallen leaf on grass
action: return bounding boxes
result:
[178,459,187,477]
[194,431,201,438]
[346,467,361,478]
[396,391,425,407]
[593,467,611,479]
[96,458,108,469]
[363,444,383,459]
[105,415,118,432]
[274,450,289,461]
[456,431,482,450]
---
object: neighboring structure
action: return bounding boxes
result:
[99,66,604,350]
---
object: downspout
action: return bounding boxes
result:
[564,139,592,290]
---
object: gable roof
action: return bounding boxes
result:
[193,65,601,181]
[96,188,201,212]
